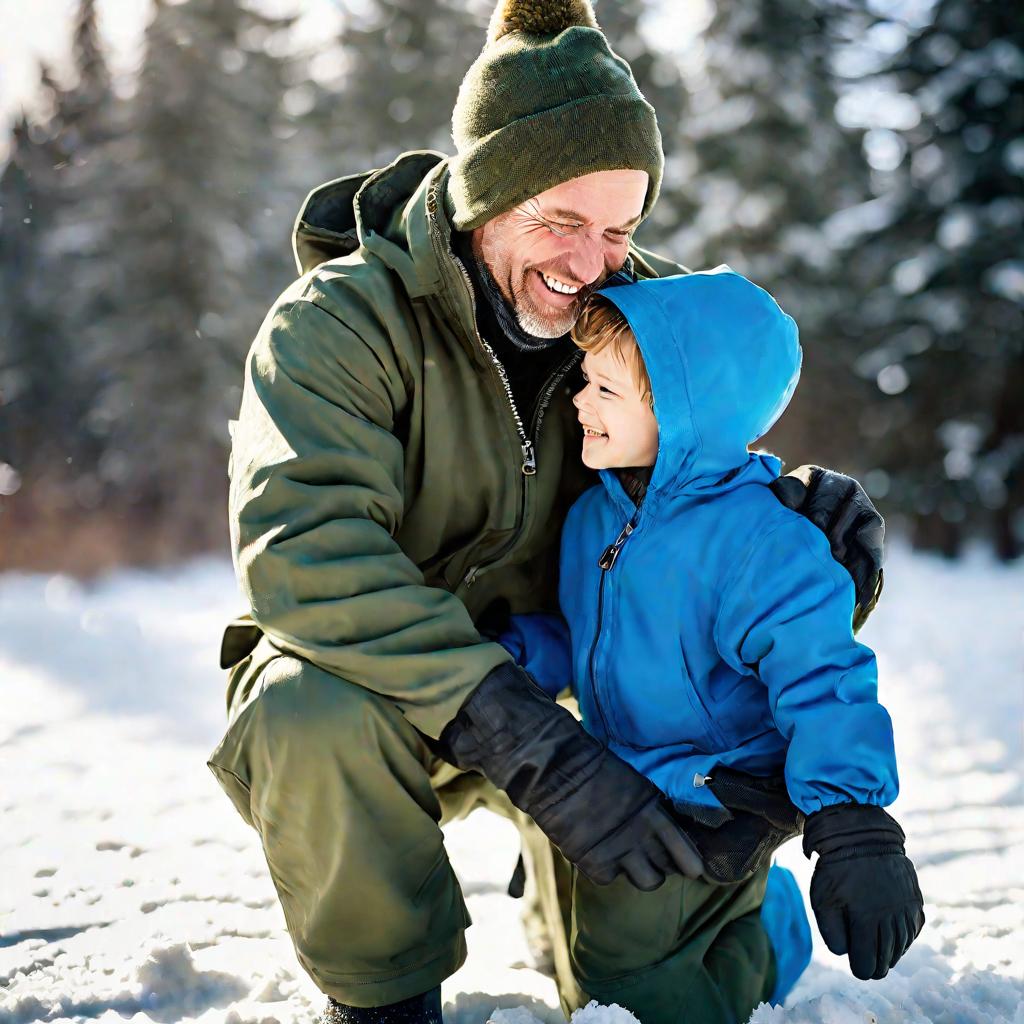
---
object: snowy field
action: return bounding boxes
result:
[1,544,1022,1024]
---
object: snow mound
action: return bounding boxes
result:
[570,1000,642,1024]
[489,1008,551,1024]
[485,1003,642,1024]
[136,942,249,1009]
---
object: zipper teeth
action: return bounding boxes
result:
[589,573,612,738]
[451,255,530,450]
[533,349,582,438]
[422,187,522,447]
[480,336,528,445]
[588,509,640,738]
[462,351,579,588]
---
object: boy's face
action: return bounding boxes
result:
[573,345,659,471]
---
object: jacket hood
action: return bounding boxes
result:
[292,150,452,297]
[597,266,801,501]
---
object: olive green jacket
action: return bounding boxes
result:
[226,150,684,737]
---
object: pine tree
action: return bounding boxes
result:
[50,0,126,515]
[837,0,1024,556]
[299,0,486,181]
[0,74,77,515]
[663,0,872,475]
[590,0,691,254]
[88,0,296,556]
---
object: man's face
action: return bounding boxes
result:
[573,346,659,471]
[471,169,650,338]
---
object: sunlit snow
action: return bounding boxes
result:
[1,543,1021,1023]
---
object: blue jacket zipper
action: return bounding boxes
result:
[587,509,640,740]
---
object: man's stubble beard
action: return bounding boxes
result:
[509,266,601,339]
[475,222,614,338]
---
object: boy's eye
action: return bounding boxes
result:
[599,385,615,396]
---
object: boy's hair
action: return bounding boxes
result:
[571,295,653,407]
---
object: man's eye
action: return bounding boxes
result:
[606,232,629,242]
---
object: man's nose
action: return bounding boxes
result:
[566,233,606,286]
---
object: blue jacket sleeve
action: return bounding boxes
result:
[497,613,574,700]
[714,516,899,815]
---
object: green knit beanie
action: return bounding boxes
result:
[448,0,664,231]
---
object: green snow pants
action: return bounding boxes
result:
[208,645,776,1024]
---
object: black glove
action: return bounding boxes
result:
[675,767,805,885]
[769,465,884,632]
[438,663,704,891]
[803,803,925,980]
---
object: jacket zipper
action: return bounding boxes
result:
[587,509,640,739]
[461,350,580,587]
[448,252,580,589]
[451,254,536,475]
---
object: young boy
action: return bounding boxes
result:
[500,267,924,1017]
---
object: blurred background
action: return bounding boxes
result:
[1,0,1022,575]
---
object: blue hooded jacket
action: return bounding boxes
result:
[502,267,898,818]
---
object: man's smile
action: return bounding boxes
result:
[528,268,584,309]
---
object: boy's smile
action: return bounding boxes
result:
[573,346,658,471]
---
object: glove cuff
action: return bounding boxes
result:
[802,803,906,859]
[437,661,550,766]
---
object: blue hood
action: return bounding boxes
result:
[598,266,802,497]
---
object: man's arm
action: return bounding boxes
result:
[229,289,509,738]
[769,466,885,632]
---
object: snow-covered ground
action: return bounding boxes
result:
[1,544,1022,1024]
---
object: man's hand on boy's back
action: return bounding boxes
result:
[769,465,885,632]
[803,803,925,980]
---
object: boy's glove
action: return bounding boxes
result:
[675,767,805,884]
[803,803,925,980]
[769,465,884,632]
[437,663,704,891]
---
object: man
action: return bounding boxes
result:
[209,2,887,1021]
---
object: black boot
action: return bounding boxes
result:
[320,988,443,1024]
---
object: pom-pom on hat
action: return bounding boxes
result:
[448,0,664,231]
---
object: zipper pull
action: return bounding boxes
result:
[598,518,636,571]
[521,442,537,476]
[462,565,480,588]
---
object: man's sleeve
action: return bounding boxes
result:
[713,517,899,815]
[229,291,510,738]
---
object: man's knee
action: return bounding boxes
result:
[209,656,430,826]
[258,658,420,754]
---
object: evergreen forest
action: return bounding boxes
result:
[1,0,1021,572]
